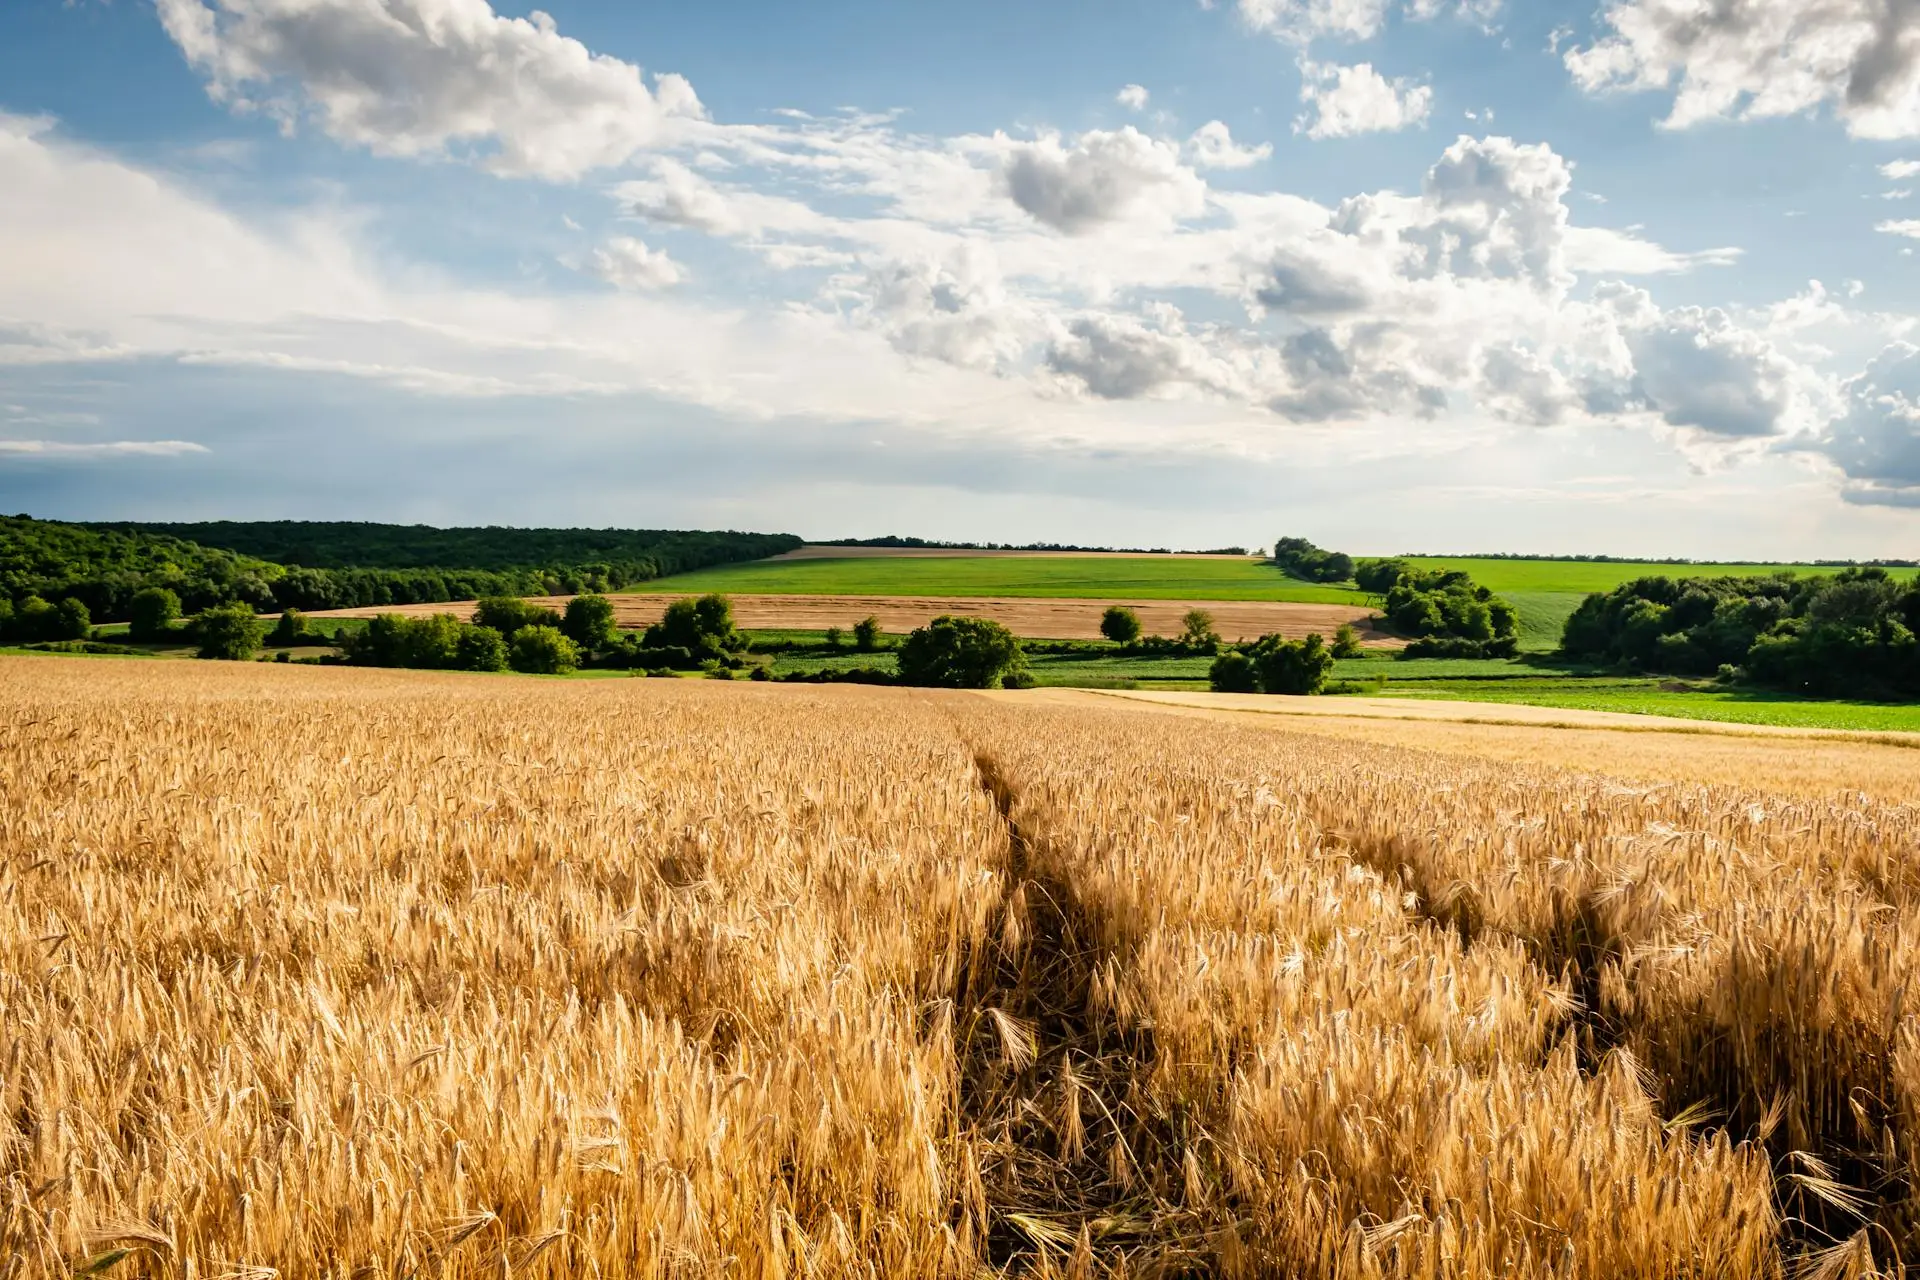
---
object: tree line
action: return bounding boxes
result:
[1562,569,1920,699]
[2,517,799,624]
[1272,536,1520,656]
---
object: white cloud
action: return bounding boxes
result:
[154,0,705,180]
[1000,128,1207,234]
[588,236,684,290]
[1187,120,1272,169]
[1818,341,1920,504]
[1567,0,1920,139]
[1296,62,1433,139]
[1883,160,1920,180]
[1117,84,1150,111]
[1879,219,1920,239]
[1237,0,1501,45]
[0,439,209,457]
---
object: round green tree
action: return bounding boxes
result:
[1099,605,1142,643]
[194,603,267,661]
[1208,650,1259,693]
[562,593,617,651]
[896,615,1024,689]
[509,624,580,675]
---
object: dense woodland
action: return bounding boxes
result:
[1,517,799,623]
[1563,569,1920,698]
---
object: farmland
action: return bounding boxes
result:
[623,551,1365,603]
[7,656,1920,1277]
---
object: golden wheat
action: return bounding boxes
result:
[4,656,1919,1278]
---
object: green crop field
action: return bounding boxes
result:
[1381,677,1920,733]
[1397,557,1918,595]
[634,555,1363,602]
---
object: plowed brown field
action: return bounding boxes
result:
[305,592,1395,643]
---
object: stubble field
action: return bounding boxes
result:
[5,656,1920,1278]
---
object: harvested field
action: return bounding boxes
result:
[8,655,1920,1278]
[306,592,1396,643]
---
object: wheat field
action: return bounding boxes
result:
[4,657,1919,1278]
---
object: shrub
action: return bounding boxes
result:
[1209,651,1259,693]
[508,625,579,675]
[749,665,773,681]
[267,609,308,647]
[896,615,1025,689]
[853,616,884,652]
[456,625,509,672]
[1331,622,1364,658]
[473,596,560,637]
[128,587,182,641]
[1400,636,1519,660]
[824,626,844,649]
[194,603,267,661]
[562,594,617,651]
[1100,606,1142,644]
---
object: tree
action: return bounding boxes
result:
[562,593,617,651]
[52,597,91,641]
[1208,651,1259,693]
[853,615,884,652]
[897,615,1025,688]
[1331,622,1364,658]
[1100,605,1142,644]
[1355,559,1408,594]
[194,603,266,661]
[0,597,11,640]
[645,594,743,656]
[128,587,182,641]
[824,626,843,649]
[509,625,580,675]
[456,624,509,672]
[12,595,56,641]
[1257,632,1334,695]
[267,609,308,647]
[473,596,559,637]
[1181,609,1220,649]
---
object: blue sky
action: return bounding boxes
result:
[5,0,1920,557]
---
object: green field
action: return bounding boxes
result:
[1396,557,1918,594]
[1381,677,1920,733]
[631,555,1363,602]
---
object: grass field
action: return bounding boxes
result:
[630,553,1366,603]
[8,656,1920,1276]
[1397,556,1920,594]
[1385,676,1920,732]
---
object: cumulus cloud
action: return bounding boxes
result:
[1567,0,1920,139]
[615,158,840,240]
[1117,84,1150,111]
[154,0,704,179]
[1296,62,1433,139]
[1878,219,1920,239]
[1237,0,1501,44]
[1884,160,1920,180]
[1047,307,1242,400]
[1595,285,1825,439]
[1001,128,1207,233]
[589,236,683,290]
[1187,121,1272,169]
[1819,341,1920,505]
[851,244,1039,372]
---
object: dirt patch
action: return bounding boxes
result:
[303,594,1395,644]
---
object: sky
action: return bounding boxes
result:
[5,0,1920,557]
